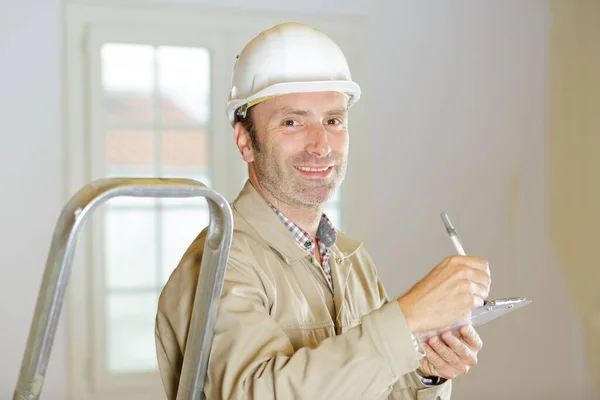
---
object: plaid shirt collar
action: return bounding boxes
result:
[267,202,337,253]
[267,202,337,289]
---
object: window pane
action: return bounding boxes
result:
[329,189,341,202]
[106,196,156,208]
[102,43,154,124]
[106,292,158,373]
[105,129,155,177]
[323,202,342,231]
[160,130,210,179]
[160,205,210,284]
[157,47,210,125]
[104,207,158,290]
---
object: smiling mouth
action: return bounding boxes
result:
[294,166,333,172]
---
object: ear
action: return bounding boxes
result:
[234,122,254,163]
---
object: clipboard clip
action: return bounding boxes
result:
[483,297,527,309]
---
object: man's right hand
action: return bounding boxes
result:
[396,255,491,334]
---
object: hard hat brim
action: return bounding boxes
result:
[226,80,361,126]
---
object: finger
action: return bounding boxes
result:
[469,267,491,289]
[450,256,490,274]
[470,277,490,302]
[459,325,483,351]
[458,266,491,294]
[428,335,461,365]
[441,331,477,365]
[422,343,448,372]
[459,279,488,307]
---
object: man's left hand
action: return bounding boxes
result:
[417,324,483,380]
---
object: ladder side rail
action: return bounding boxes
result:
[13,178,233,400]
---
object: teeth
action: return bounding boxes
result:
[296,166,329,172]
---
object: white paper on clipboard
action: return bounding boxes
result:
[417,297,532,341]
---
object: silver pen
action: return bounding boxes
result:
[440,212,466,256]
[441,212,491,306]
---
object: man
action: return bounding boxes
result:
[155,22,491,399]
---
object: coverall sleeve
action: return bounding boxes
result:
[374,279,453,400]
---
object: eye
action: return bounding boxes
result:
[283,119,300,127]
[326,118,342,126]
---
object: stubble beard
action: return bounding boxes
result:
[253,149,347,209]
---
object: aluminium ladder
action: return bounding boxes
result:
[12,178,234,400]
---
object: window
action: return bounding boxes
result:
[66,5,368,400]
[101,43,212,374]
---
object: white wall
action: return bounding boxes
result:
[0,0,66,399]
[70,0,371,15]
[1,0,597,399]
[370,1,596,399]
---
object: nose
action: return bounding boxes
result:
[305,124,331,157]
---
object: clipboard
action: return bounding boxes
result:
[424,213,533,341]
[417,297,532,341]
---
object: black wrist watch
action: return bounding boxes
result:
[416,370,447,386]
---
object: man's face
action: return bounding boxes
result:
[246,91,349,209]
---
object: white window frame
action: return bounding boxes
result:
[65,4,370,400]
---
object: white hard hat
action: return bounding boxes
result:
[225,22,361,126]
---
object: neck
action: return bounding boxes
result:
[249,175,322,238]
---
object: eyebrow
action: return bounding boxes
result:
[325,108,348,116]
[273,107,348,119]
[273,107,311,119]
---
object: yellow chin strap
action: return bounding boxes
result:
[236,95,273,119]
